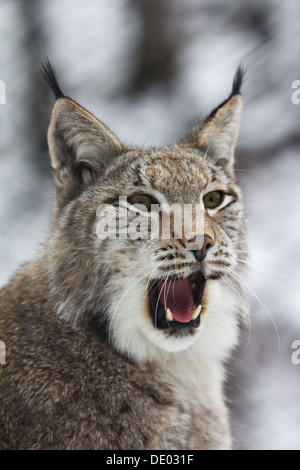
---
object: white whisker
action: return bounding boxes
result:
[233,249,300,269]
[155,272,170,330]
[227,239,250,247]
[109,261,165,340]
[221,274,251,350]
[235,257,300,295]
[226,266,281,351]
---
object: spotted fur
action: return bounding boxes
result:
[0,64,247,450]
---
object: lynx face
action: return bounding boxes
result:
[43,62,246,362]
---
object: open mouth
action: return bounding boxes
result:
[148,271,206,330]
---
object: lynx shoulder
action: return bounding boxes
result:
[0,62,247,450]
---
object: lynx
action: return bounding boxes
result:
[0,61,247,450]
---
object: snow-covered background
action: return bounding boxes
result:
[0,0,299,450]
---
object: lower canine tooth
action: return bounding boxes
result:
[166,308,174,321]
[192,304,202,320]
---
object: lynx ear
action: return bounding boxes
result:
[179,66,244,173]
[48,99,122,203]
[42,60,123,209]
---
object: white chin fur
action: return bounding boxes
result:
[140,326,199,353]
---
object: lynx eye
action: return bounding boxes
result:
[128,194,157,212]
[203,190,224,209]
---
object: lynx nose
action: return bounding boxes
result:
[186,235,214,262]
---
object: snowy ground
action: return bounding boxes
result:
[0,0,299,449]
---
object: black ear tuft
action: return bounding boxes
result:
[203,64,245,121]
[231,64,246,97]
[41,58,65,99]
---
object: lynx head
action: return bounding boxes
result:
[42,61,247,362]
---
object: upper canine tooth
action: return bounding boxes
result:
[192,304,202,320]
[166,308,174,321]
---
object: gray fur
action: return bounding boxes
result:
[0,70,247,450]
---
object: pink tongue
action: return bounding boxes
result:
[157,278,194,323]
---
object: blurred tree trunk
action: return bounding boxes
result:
[18,0,50,175]
[129,0,182,93]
